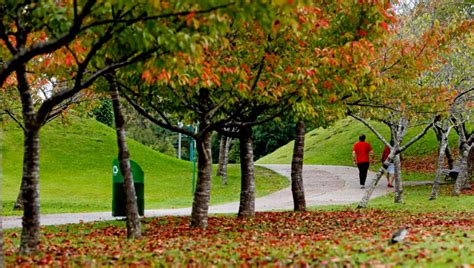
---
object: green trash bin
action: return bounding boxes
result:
[112,159,144,216]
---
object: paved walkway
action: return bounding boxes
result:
[3,164,395,229]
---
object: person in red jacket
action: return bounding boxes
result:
[352,134,374,189]
[381,142,395,188]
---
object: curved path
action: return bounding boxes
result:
[3,165,392,229]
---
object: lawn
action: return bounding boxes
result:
[2,117,288,215]
[4,183,473,266]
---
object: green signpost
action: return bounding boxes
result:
[112,159,144,216]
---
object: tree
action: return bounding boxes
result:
[1,0,230,254]
[107,70,141,239]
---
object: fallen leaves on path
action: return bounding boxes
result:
[4,210,473,266]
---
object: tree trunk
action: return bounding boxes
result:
[216,136,226,176]
[453,146,470,196]
[216,136,232,185]
[430,126,450,200]
[108,74,141,239]
[291,120,306,211]
[434,126,454,170]
[13,179,26,210]
[445,146,455,170]
[468,145,474,182]
[238,126,256,218]
[393,154,403,203]
[190,131,213,228]
[19,128,41,255]
[17,65,41,255]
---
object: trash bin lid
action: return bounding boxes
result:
[112,159,144,183]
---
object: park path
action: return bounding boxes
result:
[3,164,394,229]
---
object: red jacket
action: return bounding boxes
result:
[353,141,373,163]
[381,146,390,162]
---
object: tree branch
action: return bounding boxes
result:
[80,2,235,32]
[36,49,154,124]
[3,109,25,131]
[348,111,391,147]
[0,0,96,87]
[398,120,434,153]
[121,91,196,138]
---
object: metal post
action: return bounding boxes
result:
[178,132,182,160]
[190,138,196,194]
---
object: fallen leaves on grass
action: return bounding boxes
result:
[4,210,473,266]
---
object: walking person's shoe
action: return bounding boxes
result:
[360,185,365,189]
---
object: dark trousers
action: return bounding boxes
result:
[357,162,370,186]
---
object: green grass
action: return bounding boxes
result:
[257,117,460,181]
[2,117,288,215]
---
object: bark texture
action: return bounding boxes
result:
[216,136,231,185]
[430,125,450,200]
[453,146,469,195]
[291,120,306,211]
[434,126,454,170]
[17,65,41,255]
[108,73,141,239]
[19,127,41,254]
[453,130,473,195]
[13,179,26,210]
[190,131,213,228]
[393,155,403,203]
[238,126,256,218]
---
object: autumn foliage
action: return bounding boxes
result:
[4,209,473,266]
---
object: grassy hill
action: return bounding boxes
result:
[2,117,288,215]
[257,118,459,181]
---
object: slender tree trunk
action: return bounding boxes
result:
[291,120,306,211]
[16,65,41,255]
[238,126,255,218]
[108,74,141,239]
[190,131,213,228]
[430,126,450,200]
[218,137,232,185]
[216,136,226,176]
[393,155,403,203]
